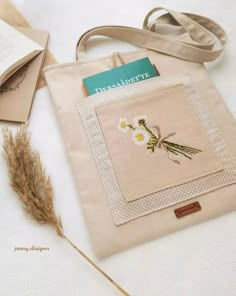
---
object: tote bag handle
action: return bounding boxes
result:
[76,7,227,63]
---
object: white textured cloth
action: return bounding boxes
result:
[0,0,236,295]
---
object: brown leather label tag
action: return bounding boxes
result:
[174,202,201,218]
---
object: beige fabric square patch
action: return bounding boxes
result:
[96,84,223,202]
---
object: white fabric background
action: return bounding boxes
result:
[0,1,236,295]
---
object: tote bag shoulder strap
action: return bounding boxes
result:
[76,7,227,63]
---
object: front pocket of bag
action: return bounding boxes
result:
[77,74,236,225]
[96,84,222,202]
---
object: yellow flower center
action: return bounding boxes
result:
[120,122,127,128]
[136,134,144,141]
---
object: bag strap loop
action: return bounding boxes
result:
[76,7,227,63]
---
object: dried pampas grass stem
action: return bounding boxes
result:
[2,125,129,296]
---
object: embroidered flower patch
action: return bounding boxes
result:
[118,115,202,164]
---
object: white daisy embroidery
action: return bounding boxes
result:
[117,115,202,164]
[132,129,149,146]
[133,115,147,127]
[118,118,129,132]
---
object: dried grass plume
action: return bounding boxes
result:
[2,125,129,296]
[3,125,64,237]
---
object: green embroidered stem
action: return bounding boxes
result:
[166,147,179,155]
[166,146,192,160]
[163,142,199,155]
[127,124,135,130]
[142,123,157,139]
[163,141,202,153]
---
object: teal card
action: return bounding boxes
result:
[83,57,159,95]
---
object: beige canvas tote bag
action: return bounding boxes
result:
[44,8,236,259]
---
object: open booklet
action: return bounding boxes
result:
[0,19,43,86]
[0,27,49,123]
